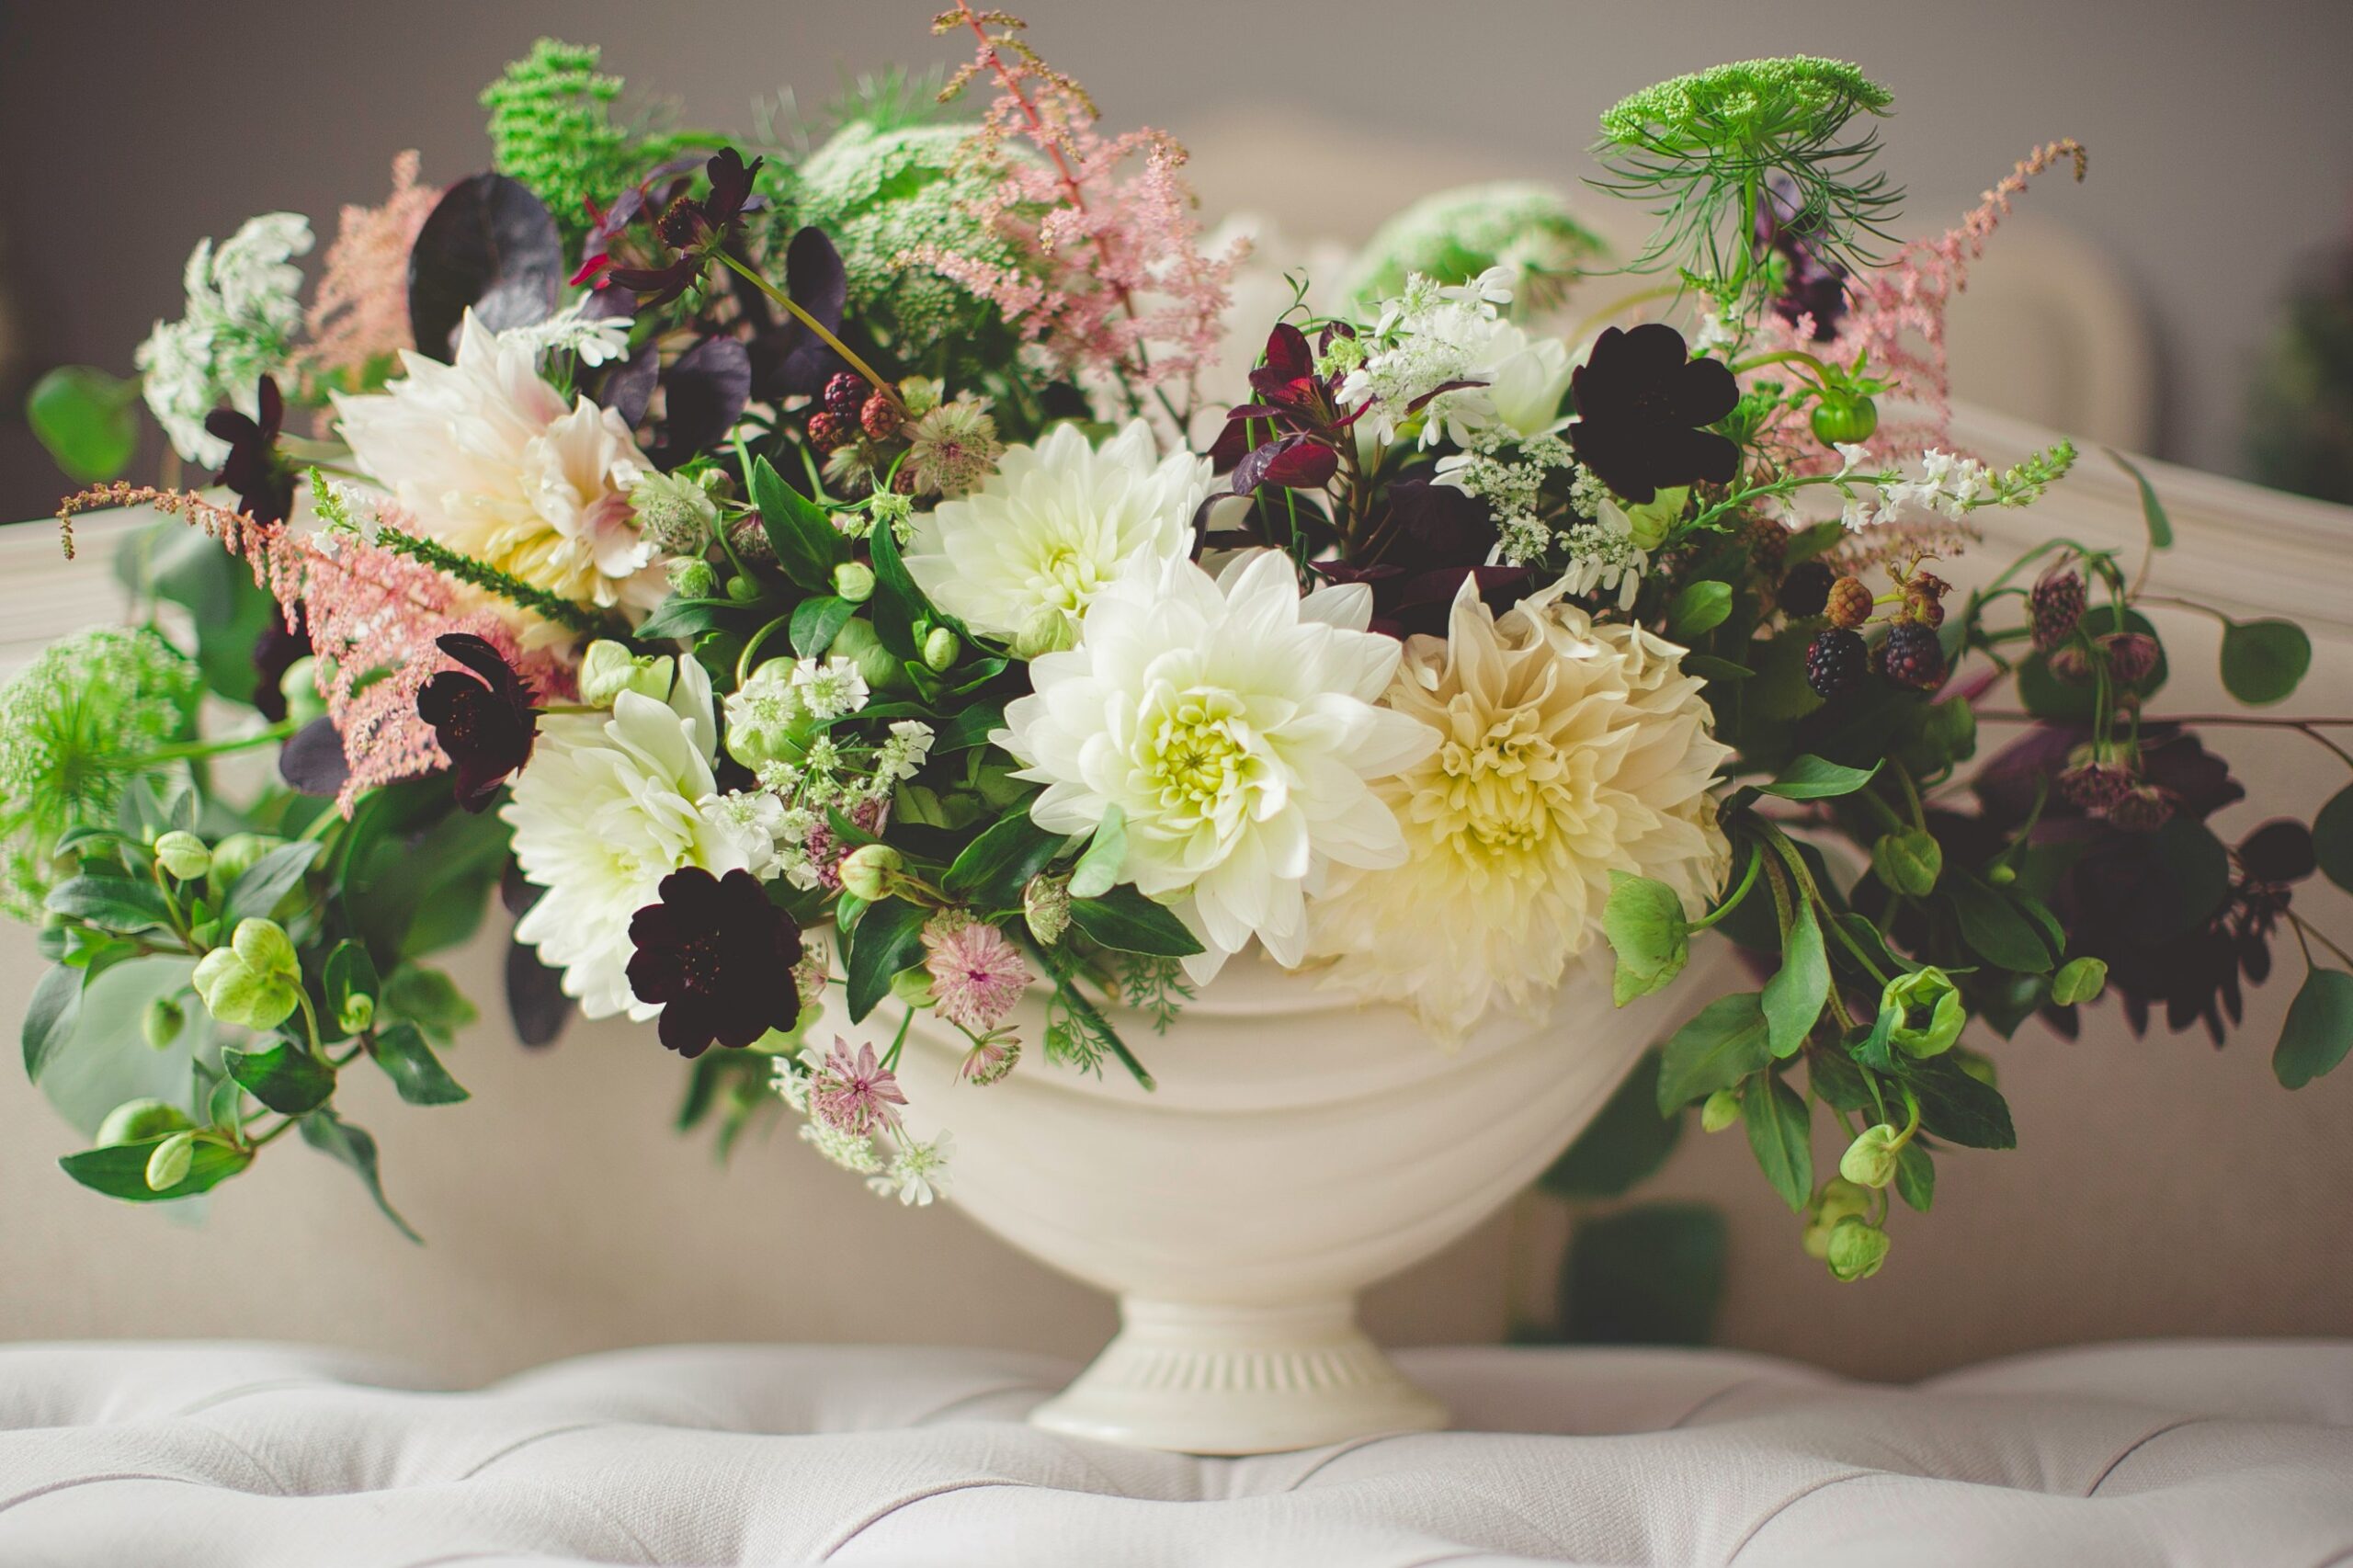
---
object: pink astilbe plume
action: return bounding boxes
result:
[59,483,573,813]
[301,152,439,392]
[915,4,1242,417]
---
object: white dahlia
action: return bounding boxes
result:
[904,419,1209,656]
[1308,578,1733,1041]
[995,550,1436,983]
[333,311,660,617]
[504,659,777,1020]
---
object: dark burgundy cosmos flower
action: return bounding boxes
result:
[415,633,538,812]
[249,606,312,722]
[626,866,805,1057]
[1756,176,1850,341]
[1568,324,1741,504]
[207,376,294,526]
[604,148,766,308]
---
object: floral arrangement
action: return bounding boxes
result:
[13,12,2351,1278]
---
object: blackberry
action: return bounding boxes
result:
[860,392,903,441]
[1825,574,1873,628]
[1805,628,1869,699]
[822,372,869,421]
[1745,517,1789,582]
[1881,619,1945,690]
[1779,561,1834,619]
[2029,566,2086,650]
[806,411,848,451]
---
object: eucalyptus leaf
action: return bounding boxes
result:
[2273,968,2353,1089]
[2218,618,2311,707]
[1667,579,1733,639]
[2314,785,2353,895]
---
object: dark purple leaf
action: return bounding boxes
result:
[1232,434,1338,494]
[647,335,752,470]
[745,226,850,399]
[408,173,564,359]
[590,340,661,427]
[279,717,350,798]
[1404,377,1485,415]
[506,930,574,1048]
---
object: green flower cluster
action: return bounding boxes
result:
[1598,57,1892,156]
[1341,182,1605,311]
[0,627,199,918]
[482,40,674,244]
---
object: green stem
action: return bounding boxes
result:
[715,250,903,412]
[1688,843,1763,932]
[121,722,297,768]
[737,613,794,687]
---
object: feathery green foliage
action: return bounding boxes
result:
[482,40,661,241]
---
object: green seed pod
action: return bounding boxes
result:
[144,1130,197,1191]
[1824,1216,1892,1282]
[1811,392,1880,447]
[142,994,186,1051]
[1879,967,1966,1058]
[578,640,676,708]
[153,830,211,881]
[1839,1123,1903,1188]
[922,625,961,673]
[1024,873,1073,947]
[1699,1086,1743,1132]
[724,574,763,605]
[1802,1177,1871,1259]
[833,561,877,604]
[96,1096,193,1147]
[838,845,903,903]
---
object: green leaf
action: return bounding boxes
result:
[1759,754,1881,801]
[45,873,173,934]
[1761,898,1828,1057]
[1067,806,1128,901]
[23,964,83,1083]
[323,940,382,1039]
[789,595,858,658]
[941,809,1061,909]
[930,701,1006,755]
[1742,1073,1813,1212]
[1829,913,1911,988]
[632,597,736,642]
[225,841,322,925]
[1894,1142,1936,1211]
[1806,1046,1874,1112]
[300,1109,421,1243]
[1907,1055,2017,1149]
[1558,1202,1725,1346]
[1871,829,1941,897]
[1064,885,1204,957]
[2315,785,2353,896]
[1667,579,1733,640]
[1946,875,2052,972]
[1677,653,1754,684]
[1655,992,1772,1111]
[2219,618,2311,707]
[28,366,140,483]
[865,513,929,660]
[381,962,478,1044]
[845,897,928,1022]
[2109,448,2173,549]
[1540,1049,1683,1200]
[61,1133,250,1202]
[2273,968,2353,1089]
[222,1041,337,1117]
[369,1021,470,1106]
[750,456,850,592]
[1605,872,1690,1006]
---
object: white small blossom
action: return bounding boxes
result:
[136,212,313,465]
[867,1131,955,1206]
[873,721,935,784]
[699,789,790,879]
[1834,442,1871,476]
[800,1119,881,1175]
[1439,265,1516,308]
[1692,312,1736,353]
[771,1057,810,1111]
[506,300,637,368]
[790,656,870,722]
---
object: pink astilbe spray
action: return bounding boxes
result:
[59,482,573,814]
[300,152,439,392]
[915,4,1242,419]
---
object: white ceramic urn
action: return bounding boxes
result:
[813,944,1719,1456]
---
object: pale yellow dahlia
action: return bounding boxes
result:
[1307,578,1732,1041]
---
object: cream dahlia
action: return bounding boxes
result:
[904,419,1210,656]
[995,550,1436,983]
[1308,577,1733,1040]
[504,659,779,1019]
[333,311,660,618]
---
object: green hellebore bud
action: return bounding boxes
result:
[830,617,911,695]
[153,831,211,881]
[279,656,328,724]
[96,1096,192,1146]
[1879,966,1965,1058]
[833,561,877,604]
[1616,485,1688,551]
[578,640,676,708]
[838,844,903,903]
[1802,1177,1871,1259]
[142,994,186,1051]
[191,918,303,1030]
[2051,955,2108,1007]
[1870,829,1940,898]
[922,624,961,673]
[724,574,762,604]
[144,1130,198,1191]
[1839,1123,1903,1188]
[670,559,720,599]
[890,967,936,1007]
[1699,1087,1743,1132]
[207,832,282,892]
[338,992,376,1035]
[1009,607,1074,662]
[1824,1216,1892,1282]
[1024,872,1073,947]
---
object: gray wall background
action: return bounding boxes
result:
[0,0,2350,517]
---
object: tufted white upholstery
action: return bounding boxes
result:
[1,1340,2347,1566]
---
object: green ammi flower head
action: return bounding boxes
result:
[0,627,200,918]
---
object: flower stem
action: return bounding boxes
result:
[714,250,902,413]
[121,721,298,768]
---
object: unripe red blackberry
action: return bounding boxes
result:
[823,372,869,421]
[1825,575,1873,629]
[2102,631,2160,685]
[806,411,848,451]
[1805,627,1869,699]
[1779,561,1834,619]
[1745,516,1788,581]
[860,392,902,441]
[1881,619,1945,690]
[2108,784,2174,833]
[2058,761,2134,812]
[2030,566,2086,650]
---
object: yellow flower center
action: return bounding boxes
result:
[1427,699,1575,863]
[1138,687,1260,826]
[1032,541,1104,613]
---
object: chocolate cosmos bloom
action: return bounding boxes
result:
[206,375,295,526]
[415,633,537,812]
[1756,176,1850,341]
[606,147,766,307]
[626,866,805,1057]
[1568,324,1740,504]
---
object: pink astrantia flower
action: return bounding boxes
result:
[921,915,1031,1034]
[807,1038,907,1138]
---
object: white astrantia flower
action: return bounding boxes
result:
[1340,267,1574,452]
[1308,577,1733,1042]
[504,659,774,1020]
[333,311,661,620]
[790,656,869,722]
[995,549,1438,983]
[904,419,1210,656]
[135,212,313,466]
[868,1131,954,1206]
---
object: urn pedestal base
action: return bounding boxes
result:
[1026,1296,1447,1455]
